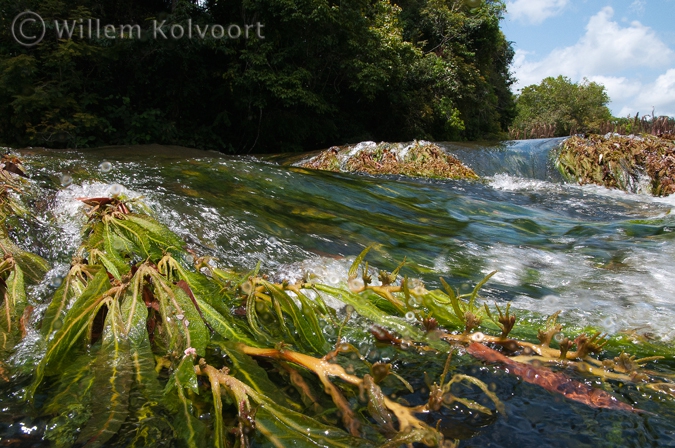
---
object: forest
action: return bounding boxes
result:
[0,0,516,153]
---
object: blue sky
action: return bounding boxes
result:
[501,0,675,117]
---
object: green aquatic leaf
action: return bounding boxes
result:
[76,299,133,448]
[43,354,97,448]
[313,284,420,339]
[163,258,227,309]
[348,244,373,280]
[121,272,147,342]
[124,402,173,448]
[439,277,463,323]
[112,217,178,261]
[260,280,328,354]
[31,270,112,398]
[96,250,123,281]
[102,221,131,276]
[12,250,49,284]
[218,341,300,411]
[164,358,205,448]
[41,266,90,338]
[85,221,106,251]
[1,263,26,336]
[110,218,154,259]
[124,214,184,252]
[464,270,497,311]
[171,284,209,356]
[199,298,260,347]
[251,390,375,448]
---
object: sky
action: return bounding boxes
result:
[501,0,675,117]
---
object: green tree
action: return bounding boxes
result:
[0,0,516,152]
[512,75,612,137]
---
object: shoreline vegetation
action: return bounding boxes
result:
[557,133,675,196]
[1,154,674,447]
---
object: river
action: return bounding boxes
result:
[4,138,675,446]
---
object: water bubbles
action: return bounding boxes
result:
[109,184,124,196]
[358,341,371,355]
[49,275,63,288]
[553,332,565,343]
[99,161,112,173]
[52,319,63,330]
[470,332,485,342]
[328,275,340,285]
[505,340,519,351]
[524,367,536,380]
[338,343,350,352]
[240,281,253,295]
[345,305,355,315]
[60,174,73,187]
[348,278,364,290]
[405,311,415,322]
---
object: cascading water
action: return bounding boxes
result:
[18,141,675,341]
[4,141,675,447]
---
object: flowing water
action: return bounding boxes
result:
[5,139,675,446]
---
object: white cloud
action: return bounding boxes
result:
[506,0,569,25]
[619,69,675,117]
[630,0,646,15]
[512,7,675,90]
[586,75,642,102]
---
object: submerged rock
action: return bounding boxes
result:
[556,133,675,196]
[299,141,479,180]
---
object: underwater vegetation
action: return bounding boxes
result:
[556,134,675,196]
[300,141,479,180]
[1,153,675,447]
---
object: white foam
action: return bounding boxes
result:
[482,242,675,341]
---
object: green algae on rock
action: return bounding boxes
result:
[556,134,675,196]
[300,141,479,180]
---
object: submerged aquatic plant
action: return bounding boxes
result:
[556,134,675,196]
[300,141,479,180]
[0,154,673,447]
[0,155,49,352]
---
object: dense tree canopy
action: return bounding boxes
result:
[0,0,515,152]
[512,75,612,137]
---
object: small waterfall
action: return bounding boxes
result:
[439,138,567,181]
